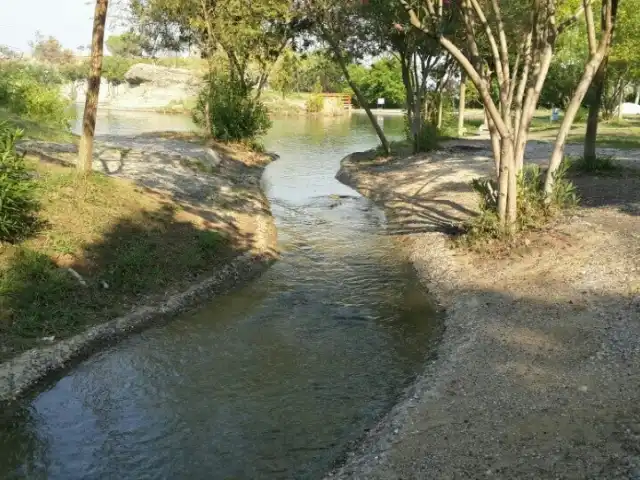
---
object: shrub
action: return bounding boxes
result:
[305,94,324,113]
[0,124,40,242]
[404,114,439,152]
[0,61,72,126]
[193,73,271,143]
[462,161,578,244]
[568,154,621,174]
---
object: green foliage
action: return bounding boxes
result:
[58,61,90,82]
[297,52,346,93]
[568,154,622,174]
[305,94,324,113]
[0,125,39,242]
[271,49,300,99]
[30,33,74,65]
[106,32,145,57]
[404,114,439,152]
[348,57,405,108]
[193,72,271,142]
[102,56,136,85]
[574,106,589,123]
[462,161,578,245]
[0,62,72,126]
[130,0,294,94]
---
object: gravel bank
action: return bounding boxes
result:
[0,136,278,403]
[331,141,640,479]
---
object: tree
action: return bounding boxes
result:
[401,0,617,229]
[271,49,300,98]
[129,0,296,98]
[583,0,638,166]
[106,31,144,57]
[30,33,74,64]
[349,57,406,108]
[548,0,617,191]
[300,0,391,154]
[78,0,109,175]
[356,0,456,152]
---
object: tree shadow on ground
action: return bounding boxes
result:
[0,173,276,362]
[349,144,640,236]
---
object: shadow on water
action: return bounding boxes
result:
[2,113,444,479]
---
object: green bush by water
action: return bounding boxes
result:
[305,94,324,113]
[193,73,271,143]
[0,61,72,127]
[0,125,40,242]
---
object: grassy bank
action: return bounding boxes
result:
[0,158,235,362]
[461,108,640,149]
[0,108,74,143]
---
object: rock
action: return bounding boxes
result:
[124,63,199,87]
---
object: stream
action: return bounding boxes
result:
[0,112,441,479]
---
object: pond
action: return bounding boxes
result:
[0,112,441,479]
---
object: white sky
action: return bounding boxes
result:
[0,0,122,53]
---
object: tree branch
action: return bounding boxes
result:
[583,0,597,56]
[558,0,592,34]
[400,0,510,139]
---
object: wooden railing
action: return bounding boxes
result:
[321,93,352,111]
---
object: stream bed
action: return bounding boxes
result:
[0,113,441,479]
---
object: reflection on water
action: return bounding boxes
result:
[72,107,197,136]
[0,113,441,480]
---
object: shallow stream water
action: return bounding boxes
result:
[0,112,441,479]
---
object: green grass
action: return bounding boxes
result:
[0,107,75,142]
[0,159,233,361]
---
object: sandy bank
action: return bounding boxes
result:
[331,140,640,479]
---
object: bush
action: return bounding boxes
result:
[568,154,621,174]
[0,61,72,126]
[193,73,271,143]
[305,94,324,113]
[404,114,439,152]
[0,124,40,242]
[462,161,578,244]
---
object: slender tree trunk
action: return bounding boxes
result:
[458,72,466,137]
[617,86,624,121]
[437,93,444,129]
[504,139,517,231]
[546,0,618,195]
[584,58,607,166]
[400,53,418,152]
[497,139,509,226]
[545,40,611,194]
[324,35,390,154]
[78,0,108,174]
[634,85,639,104]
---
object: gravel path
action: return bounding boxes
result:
[332,141,640,479]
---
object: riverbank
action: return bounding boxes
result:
[0,133,278,403]
[333,140,640,478]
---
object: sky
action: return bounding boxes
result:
[0,0,121,53]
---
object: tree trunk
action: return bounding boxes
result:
[78,0,108,175]
[545,41,610,195]
[458,72,466,137]
[546,0,618,195]
[617,86,624,121]
[583,57,607,167]
[400,53,418,152]
[331,51,389,154]
[634,85,639,104]
[437,94,444,129]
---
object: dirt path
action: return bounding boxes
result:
[332,141,640,479]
